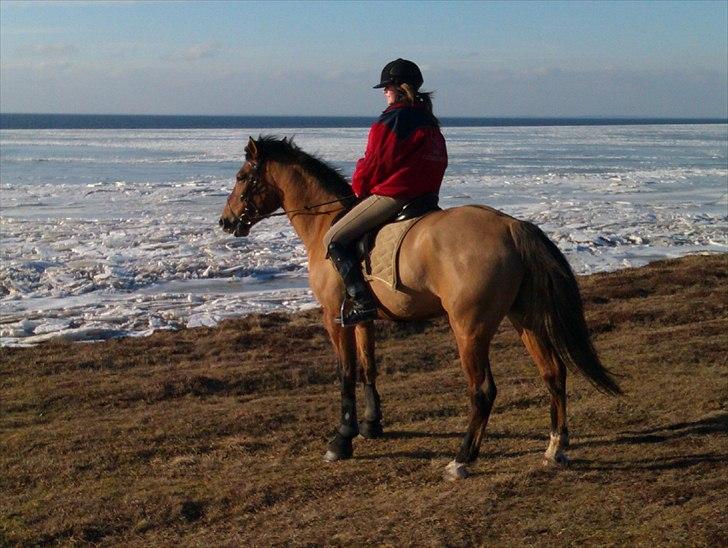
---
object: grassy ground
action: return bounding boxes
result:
[1,254,726,546]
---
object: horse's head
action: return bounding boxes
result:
[219,137,282,237]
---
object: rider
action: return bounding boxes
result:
[323,58,448,325]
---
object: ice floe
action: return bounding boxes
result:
[1,124,726,345]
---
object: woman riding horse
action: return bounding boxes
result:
[219,63,621,480]
[323,58,448,326]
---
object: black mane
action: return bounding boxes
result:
[255,135,354,200]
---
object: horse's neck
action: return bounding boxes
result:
[271,163,342,252]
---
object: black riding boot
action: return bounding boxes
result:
[327,242,378,325]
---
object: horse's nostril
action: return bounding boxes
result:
[218,218,225,228]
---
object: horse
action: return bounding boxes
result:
[219,135,621,480]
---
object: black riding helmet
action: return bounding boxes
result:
[373,58,423,90]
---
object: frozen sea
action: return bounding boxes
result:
[1,123,726,346]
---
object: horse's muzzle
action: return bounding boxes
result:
[219,217,250,237]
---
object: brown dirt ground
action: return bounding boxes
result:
[1,254,727,546]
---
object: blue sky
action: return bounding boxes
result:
[1,0,726,117]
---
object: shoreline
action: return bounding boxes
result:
[2,251,725,348]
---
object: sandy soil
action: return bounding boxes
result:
[1,253,727,546]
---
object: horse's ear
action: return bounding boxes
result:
[245,136,259,161]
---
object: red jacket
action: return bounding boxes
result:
[351,103,447,199]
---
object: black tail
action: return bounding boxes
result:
[510,221,621,395]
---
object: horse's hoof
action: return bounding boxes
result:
[444,459,471,481]
[543,451,570,467]
[324,432,353,461]
[359,420,384,439]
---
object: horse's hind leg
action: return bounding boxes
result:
[514,321,570,465]
[355,322,383,438]
[445,328,498,480]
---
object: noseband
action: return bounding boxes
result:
[226,160,355,231]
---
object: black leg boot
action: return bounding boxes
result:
[327,242,378,325]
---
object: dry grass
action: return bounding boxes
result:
[1,254,727,546]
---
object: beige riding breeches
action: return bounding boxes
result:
[323,194,409,252]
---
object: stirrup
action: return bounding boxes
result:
[337,298,377,326]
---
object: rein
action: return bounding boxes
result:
[228,160,354,228]
[245,196,352,222]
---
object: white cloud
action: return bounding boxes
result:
[161,43,222,62]
[15,43,78,57]
[1,58,725,117]
[432,65,728,117]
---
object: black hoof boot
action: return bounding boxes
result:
[324,432,353,461]
[359,419,384,439]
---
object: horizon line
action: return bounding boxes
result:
[2,112,726,130]
[2,112,727,120]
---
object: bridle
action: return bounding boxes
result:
[226,161,269,230]
[226,160,354,232]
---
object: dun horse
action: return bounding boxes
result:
[219,136,620,480]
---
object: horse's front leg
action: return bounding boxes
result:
[356,322,383,439]
[323,310,359,461]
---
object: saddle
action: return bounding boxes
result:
[332,193,440,290]
[353,192,441,260]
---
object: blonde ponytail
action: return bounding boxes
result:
[398,83,440,128]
